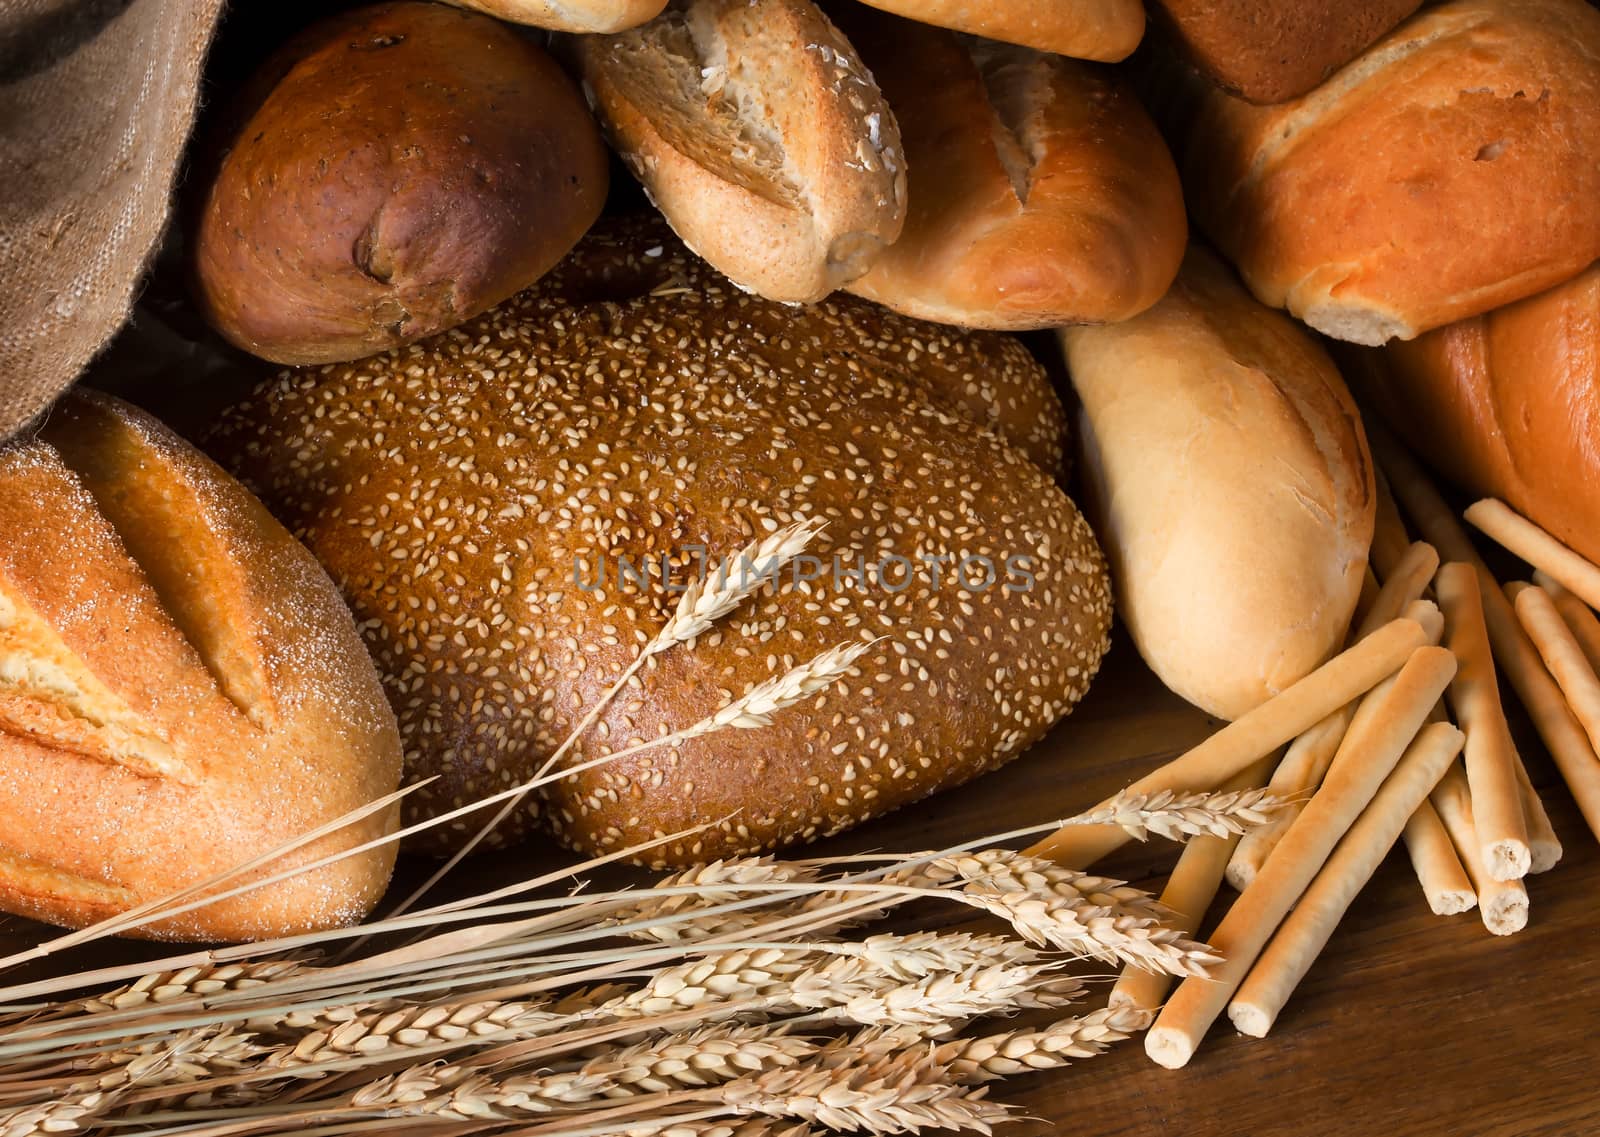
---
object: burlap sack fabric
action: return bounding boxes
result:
[0,0,226,442]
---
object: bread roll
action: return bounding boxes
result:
[192,2,608,365]
[1145,0,1600,344]
[1146,0,1422,104]
[1060,246,1375,721]
[849,0,1144,62]
[575,0,905,303]
[0,392,402,941]
[443,0,666,32]
[1347,260,1600,565]
[836,8,1185,330]
[208,217,1111,864]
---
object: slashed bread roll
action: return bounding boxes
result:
[0,392,402,941]
[575,0,906,303]
[850,0,1144,62]
[1061,247,1375,721]
[209,218,1111,865]
[1145,0,1600,343]
[838,6,1185,330]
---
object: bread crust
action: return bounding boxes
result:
[1061,247,1375,721]
[0,393,402,941]
[1349,260,1600,565]
[1149,0,1600,344]
[851,0,1144,62]
[577,0,905,303]
[209,217,1110,865]
[1147,0,1422,104]
[192,2,608,365]
[840,13,1185,330]
[441,0,667,32]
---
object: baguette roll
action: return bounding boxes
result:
[1060,246,1375,720]
[838,9,1185,331]
[576,0,905,303]
[1145,0,1600,344]
[850,0,1144,62]
[209,218,1111,864]
[0,393,402,941]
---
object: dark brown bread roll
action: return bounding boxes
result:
[1347,260,1600,565]
[0,392,402,941]
[192,2,608,365]
[1146,0,1422,104]
[207,218,1111,864]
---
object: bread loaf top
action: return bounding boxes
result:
[209,217,1111,864]
[1153,0,1600,344]
[0,392,402,940]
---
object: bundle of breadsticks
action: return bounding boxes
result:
[1026,426,1600,1068]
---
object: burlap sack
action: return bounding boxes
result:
[0,0,225,442]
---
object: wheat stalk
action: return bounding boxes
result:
[1079,788,1285,841]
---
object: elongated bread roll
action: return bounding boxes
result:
[1145,0,1600,344]
[1060,246,1376,719]
[849,0,1144,62]
[0,393,402,941]
[445,0,665,32]
[838,9,1185,330]
[576,0,905,302]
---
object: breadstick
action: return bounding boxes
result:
[1371,467,1413,581]
[1431,764,1529,936]
[1109,755,1280,1014]
[1373,430,1600,845]
[1403,799,1477,915]
[1514,584,1600,755]
[1435,562,1530,880]
[1466,498,1600,611]
[1145,646,1456,1068]
[1532,570,1600,672]
[1026,617,1430,868]
[1508,745,1563,874]
[1227,548,1441,889]
[1230,721,1466,1036]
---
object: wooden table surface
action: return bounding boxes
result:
[3,631,1596,1137]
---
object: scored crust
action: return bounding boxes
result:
[577,0,906,303]
[210,217,1110,864]
[0,392,402,941]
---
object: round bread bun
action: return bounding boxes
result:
[191,2,608,366]
[0,392,402,941]
[207,217,1111,864]
[837,8,1186,330]
[1348,260,1600,565]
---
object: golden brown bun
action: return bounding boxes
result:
[208,217,1110,865]
[443,0,666,32]
[1146,0,1422,104]
[1348,260,1600,565]
[575,0,905,303]
[192,2,608,366]
[1061,247,1375,721]
[853,0,1143,62]
[837,8,1185,330]
[0,392,402,941]
[1145,0,1600,344]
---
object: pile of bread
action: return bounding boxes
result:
[2,0,1599,943]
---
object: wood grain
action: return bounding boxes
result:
[1,630,1595,1135]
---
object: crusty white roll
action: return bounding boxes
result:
[1144,0,1600,344]
[851,0,1144,62]
[0,392,403,941]
[1060,246,1376,720]
[837,7,1185,330]
[576,0,905,303]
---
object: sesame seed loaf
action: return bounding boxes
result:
[208,217,1111,864]
[0,392,403,940]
